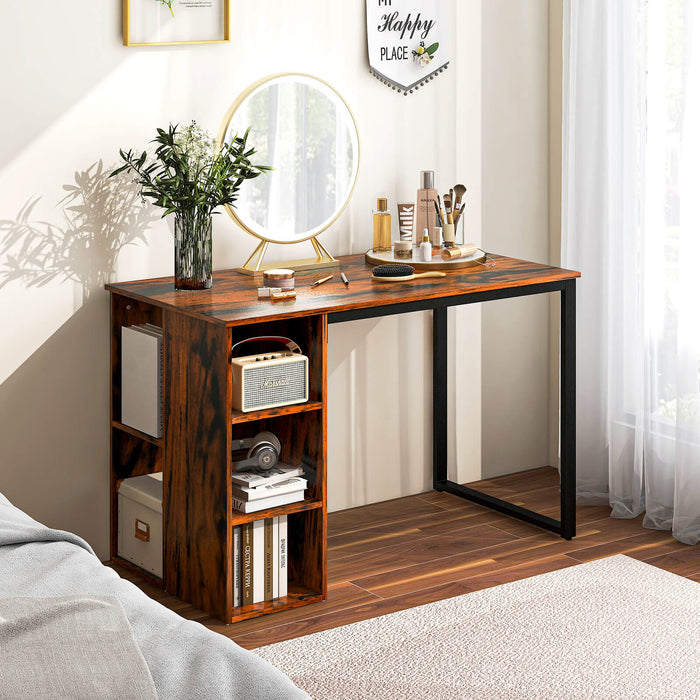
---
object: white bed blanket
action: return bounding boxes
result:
[0,595,159,700]
[0,493,309,700]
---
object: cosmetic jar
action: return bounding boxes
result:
[263,269,295,289]
[393,240,413,259]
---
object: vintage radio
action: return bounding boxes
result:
[231,336,308,413]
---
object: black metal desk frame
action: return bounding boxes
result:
[329,278,577,540]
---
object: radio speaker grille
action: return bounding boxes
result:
[242,360,308,411]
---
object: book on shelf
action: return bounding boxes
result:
[232,477,308,502]
[271,517,279,599]
[252,520,264,604]
[278,514,288,598]
[232,516,288,608]
[233,526,241,607]
[121,324,163,438]
[264,518,274,601]
[232,491,304,514]
[241,522,253,606]
[231,464,304,489]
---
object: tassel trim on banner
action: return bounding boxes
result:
[369,62,450,95]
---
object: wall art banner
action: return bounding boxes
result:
[366,0,449,95]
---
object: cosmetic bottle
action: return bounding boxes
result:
[431,226,443,250]
[416,171,437,246]
[397,203,415,242]
[419,229,432,262]
[372,198,392,253]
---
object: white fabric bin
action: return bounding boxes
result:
[118,473,163,578]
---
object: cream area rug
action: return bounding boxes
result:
[256,555,700,699]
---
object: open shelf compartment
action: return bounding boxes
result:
[229,507,326,622]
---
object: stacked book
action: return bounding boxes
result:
[232,465,307,513]
[233,515,288,606]
[121,324,163,438]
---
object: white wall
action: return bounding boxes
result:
[0,1,552,560]
[480,0,553,477]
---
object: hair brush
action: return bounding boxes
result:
[371,263,446,282]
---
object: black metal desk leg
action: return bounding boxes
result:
[560,279,577,539]
[433,306,448,488]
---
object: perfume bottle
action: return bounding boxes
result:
[415,171,437,246]
[372,197,392,253]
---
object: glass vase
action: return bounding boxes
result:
[174,210,213,290]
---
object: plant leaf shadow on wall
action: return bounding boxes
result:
[0,161,158,555]
[0,160,157,303]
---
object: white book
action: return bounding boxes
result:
[121,325,162,438]
[139,323,163,336]
[252,520,265,604]
[278,514,288,598]
[232,491,304,514]
[233,477,308,502]
[264,518,274,602]
[272,517,279,599]
[232,526,241,607]
[231,465,304,489]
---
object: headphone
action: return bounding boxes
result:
[232,431,282,472]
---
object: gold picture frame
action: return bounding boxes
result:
[123,0,230,47]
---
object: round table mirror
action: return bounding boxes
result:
[217,73,360,274]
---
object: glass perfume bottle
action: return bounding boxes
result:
[372,197,392,252]
[416,171,437,246]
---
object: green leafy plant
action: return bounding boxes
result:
[157,0,175,18]
[110,121,270,219]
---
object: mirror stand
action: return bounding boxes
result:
[237,236,340,276]
[219,73,359,275]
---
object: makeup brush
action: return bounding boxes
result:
[438,199,446,225]
[371,263,446,282]
[443,193,452,221]
[433,199,443,226]
[453,184,466,225]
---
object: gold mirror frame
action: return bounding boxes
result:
[216,73,360,275]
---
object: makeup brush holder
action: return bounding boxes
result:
[442,216,465,248]
[454,215,465,246]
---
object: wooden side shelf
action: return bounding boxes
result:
[230,588,325,624]
[230,497,323,526]
[111,421,163,446]
[108,290,327,625]
[231,401,324,425]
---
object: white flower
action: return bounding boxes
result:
[173,121,218,184]
[419,53,433,68]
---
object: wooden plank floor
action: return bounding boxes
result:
[109,467,700,650]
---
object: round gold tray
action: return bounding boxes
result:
[364,247,487,271]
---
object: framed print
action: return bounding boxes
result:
[124,0,230,46]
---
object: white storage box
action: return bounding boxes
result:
[118,473,163,578]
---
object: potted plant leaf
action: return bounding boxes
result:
[111,121,269,289]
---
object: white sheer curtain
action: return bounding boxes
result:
[562,0,700,544]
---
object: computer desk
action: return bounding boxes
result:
[106,252,579,623]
